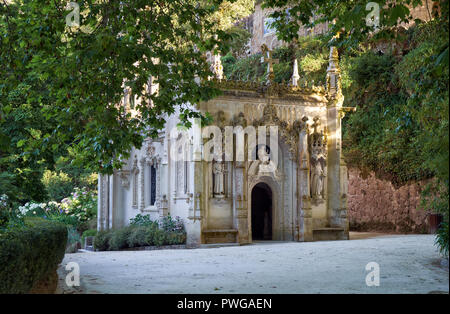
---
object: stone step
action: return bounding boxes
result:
[203,229,238,244]
[200,243,241,249]
[313,228,346,241]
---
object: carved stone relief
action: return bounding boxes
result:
[309,117,327,202]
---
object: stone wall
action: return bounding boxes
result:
[347,168,430,233]
[249,3,329,54]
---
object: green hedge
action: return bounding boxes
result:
[0,218,68,293]
[94,225,186,251]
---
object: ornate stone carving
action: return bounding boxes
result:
[189,192,202,221]
[326,46,343,102]
[256,145,277,173]
[146,142,156,164]
[188,193,195,218]
[131,156,139,208]
[252,104,309,159]
[155,161,161,208]
[213,110,227,131]
[211,75,325,97]
[212,159,225,197]
[311,159,324,198]
[139,158,145,211]
[118,170,131,188]
[210,53,223,80]
[309,117,327,201]
[231,112,247,127]
[159,194,168,217]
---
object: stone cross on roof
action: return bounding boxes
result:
[261,44,279,84]
[312,116,321,134]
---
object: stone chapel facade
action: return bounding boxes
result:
[97,46,354,247]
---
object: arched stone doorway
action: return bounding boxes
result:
[251,183,273,240]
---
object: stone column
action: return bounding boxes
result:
[298,128,313,241]
[108,173,115,229]
[326,104,340,228]
[139,158,145,211]
[235,162,249,244]
[160,141,169,218]
[97,174,110,231]
[154,160,162,214]
[186,125,203,248]
[326,46,349,239]
[97,174,104,231]
[339,129,350,239]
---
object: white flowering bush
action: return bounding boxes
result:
[17,187,97,227]
[60,187,97,223]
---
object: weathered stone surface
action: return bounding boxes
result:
[347,168,429,233]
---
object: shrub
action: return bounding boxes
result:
[435,220,449,258]
[165,232,187,245]
[94,218,186,251]
[47,214,79,227]
[93,230,112,251]
[66,225,81,253]
[0,209,8,229]
[0,218,67,293]
[108,226,134,250]
[127,225,151,247]
[152,227,167,246]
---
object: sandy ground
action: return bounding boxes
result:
[57,233,449,294]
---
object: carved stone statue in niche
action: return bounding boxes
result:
[231,112,247,127]
[257,145,277,173]
[311,148,324,198]
[257,145,270,164]
[213,160,225,197]
[309,117,327,200]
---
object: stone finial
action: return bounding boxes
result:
[291,59,300,87]
[210,52,223,80]
[326,46,342,99]
[327,46,339,72]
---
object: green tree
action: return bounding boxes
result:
[0,0,229,176]
[0,0,252,203]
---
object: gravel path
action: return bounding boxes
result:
[57,234,448,294]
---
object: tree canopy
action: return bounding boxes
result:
[0,0,256,202]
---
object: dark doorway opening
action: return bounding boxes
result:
[251,183,273,240]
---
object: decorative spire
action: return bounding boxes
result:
[210,52,223,80]
[291,59,300,87]
[326,46,342,100]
